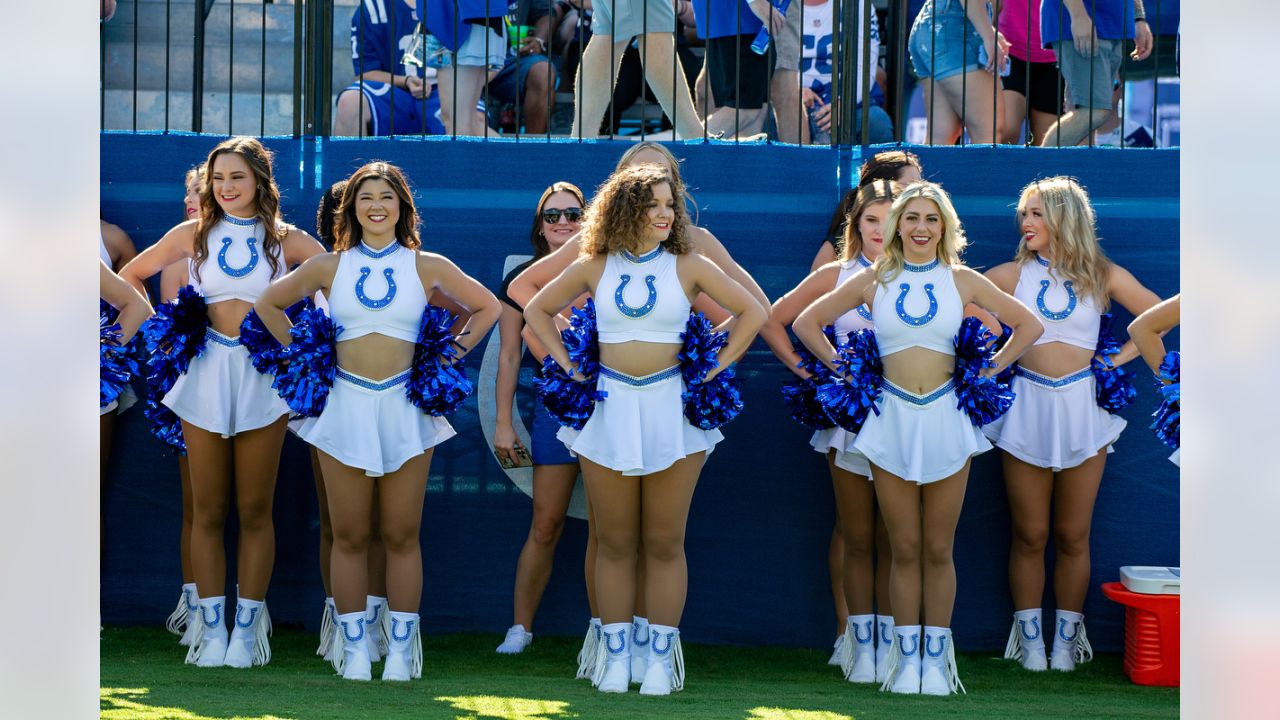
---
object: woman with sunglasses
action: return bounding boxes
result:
[494,182,590,655]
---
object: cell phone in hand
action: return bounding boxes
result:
[494,445,533,469]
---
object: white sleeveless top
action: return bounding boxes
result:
[595,247,690,345]
[1014,255,1100,351]
[832,254,875,342]
[99,229,112,266]
[189,214,286,304]
[871,258,963,357]
[327,241,425,344]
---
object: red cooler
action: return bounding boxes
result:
[1101,565,1180,687]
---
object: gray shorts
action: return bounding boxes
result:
[774,0,803,72]
[591,0,677,40]
[1052,37,1123,110]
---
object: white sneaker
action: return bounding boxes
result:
[592,623,631,693]
[496,624,533,654]
[382,611,422,681]
[844,615,876,683]
[638,625,684,696]
[827,633,847,666]
[1004,611,1047,671]
[333,612,372,681]
[1050,610,1092,672]
[223,599,271,668]
[920,626,965,696]
[629,618,650,684]
[185,596,229,668]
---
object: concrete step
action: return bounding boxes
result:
[105,88,297,136]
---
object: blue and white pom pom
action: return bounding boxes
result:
[952,317,1015,427]
[100,315,137,409]
[679,312,744,431]
[780,327,837,430]
[814,328,883,434]
[1091,312,1137,413]
[1151,350,1180,450]
[138,285,210,452]
[273,306,342,418]
[406,305,474,417]
[534,299,606,431]
[239,298,315,376]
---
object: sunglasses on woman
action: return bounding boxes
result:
[541,207,584,224]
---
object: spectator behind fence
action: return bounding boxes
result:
[418,0,508,136]
[334,0,448,137]
[908,0,1008,144]
[997,0,1062,144]
[1038,0,1152,147]
[797,0,892,145]
[692,0,788,137]
[595,2,703,135]
[769,0,803,143]
[487,0,561,134]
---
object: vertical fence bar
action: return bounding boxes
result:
[230,0,236,134]
[891,0,906,142]
[702,0,709,141]
[132,0,138,131]
[260,0,266,136]
[1053,0,1063,146]
[391,2,398,137]
[733,1,740,140]
[357,3,364,137]
[322,0,334,135]
[293,0,303,137]
[639,0,647,141]
[927,1,936,144]
[797,0,804,144]
[1024,0,1031,143]
[1151,0,1161,147]
[166,0,172,131]
[100,7,106,129]
[1086,0,1096,147]
[959,0,967,146]
[194,0,206,132]
[859,0,871,146]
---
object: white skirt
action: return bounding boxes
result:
[982,367,1126,471]
[557,365,722,476]
[162,329,290,437]
[293,367,456,478]
[1169,448,1180,467]
[852,378,992,484]
[811,426,872,477]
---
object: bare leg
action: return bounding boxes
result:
[1040,107,1112,147]
[872,465,922,627]
[830,455,876,616]
[438,65,490,136]
[179,455,195,583]
[706,106,767,137]
[828,529,847,635]
[520,59,558,135]
[369,493,387,598]
[771,69,806,144]
[377,451,433,613]
[584,485,599,617]
[230,416,288,599]
[874,510,892,614]
[184,422,234,600]
[1051,450,1107,612]
[512,463,579,629]
[571,36,631,138]
[636,32,705,139]
[920,463,971,627]
[999,89,1029,144]
[581,457,640,624]
[639,453,704,627]
[312,447,333,596]
[934,70,1003,143]
[333,89,373,137]
[318,451,374,615]
[918,77,962,145]
[1004,452,1054,611]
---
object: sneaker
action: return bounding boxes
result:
[496,624,533,654]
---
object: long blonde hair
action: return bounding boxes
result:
[1014,177,1112,309]
[580,165,691,257]
[875,181,967,285]
[839,180,900,263]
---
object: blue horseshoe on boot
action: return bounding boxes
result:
[235,605,259,628]
[391,617,414,642]
[1020,617,1041,641]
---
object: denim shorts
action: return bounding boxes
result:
[908,0,985,81]
[1053,37,1123,110]
[488,52,560,105]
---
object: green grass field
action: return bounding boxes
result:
[101,627,1178,720]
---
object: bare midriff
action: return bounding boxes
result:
[208,299,256,337]
[1019,342,1094,378]
[880,346,955,395]
[335,334,416,381]
[598,341,683,378]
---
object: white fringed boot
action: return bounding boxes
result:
[184,595,228,668]
[629,616,650,685]
[638,624,685,696]
[1004,608,1048,671]
[874,614,895,682]
[166,583,195,641]
[880,624,921,694]
[920,626,966,696]
[223,596,272,668]
[317,597,337,659]
[592,622,631,693]
[381,611,423,681]
[331,611,372,681]
[1050,609,1093,672]
[575,618,602,680]
[365,595,388,662]
[840,614,876,683]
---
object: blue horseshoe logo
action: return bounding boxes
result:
[356,266,397,310]
[391,617,415,642]
[201,602,223,628]
[217,236,259,278]
[881,622,893,645]
[856,304,873,321]
[1037,279,1077,321]
[235,605,259,628]
[604,629,627,655]
[1058,618,1079,643]
[614,274,658,318]
[342,617,365,642]
[925,634,947,658]
[898,634,918,656]
[632,624,650,647]
[1019,617,1041,641]
[651,631,673,656]
[853,621,874,645]
[894,282,938,327]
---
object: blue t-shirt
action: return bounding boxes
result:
[418,0,505,52]
[351,0,422,78]
[692,0,765,40]
[1040,0,1136,45]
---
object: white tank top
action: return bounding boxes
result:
[832,254,875,342]
[99,229,112,266]
[327,241,426,344]
[1014,256,1100,351]
[595,247,690,344]
[189,214,286,304]
[871,259,963,357]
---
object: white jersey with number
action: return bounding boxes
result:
[801,0,878,103]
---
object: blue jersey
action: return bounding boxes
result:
[692,0,764,40]
[418,0,506,52]
[351,0,422,78]
[1040,0,1137,44]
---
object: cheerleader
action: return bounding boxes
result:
[256,161,501,681]
[1128,294,1180,467]
[506,141,770,680]
[119,137,326,668]
[100,259,152,409]
[810,151,923,269]
[762,180,899,680]
[494,182,589,654]
[795,182,1042,695]
[980,178,1160,673]
[524,164,766,695]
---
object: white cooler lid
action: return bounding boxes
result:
[1120,566,1181,595]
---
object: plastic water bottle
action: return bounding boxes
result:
[751,0,792,55]
[978,44,1011,77]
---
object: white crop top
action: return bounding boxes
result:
[1015,255,1100,350]
[832,255,875,342]
[189,214,286,304]
[595,247,691,344]
[327,241,426,344]
[870,259,963,357]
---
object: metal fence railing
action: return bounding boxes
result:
[99,0,1179,146]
